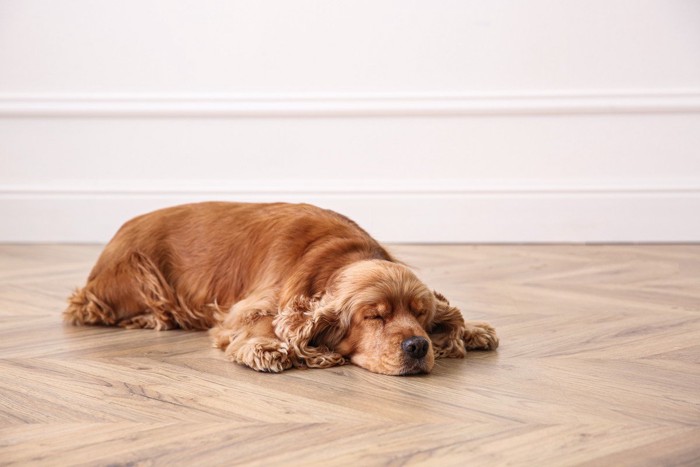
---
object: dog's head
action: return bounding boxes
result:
[275,260,466,375]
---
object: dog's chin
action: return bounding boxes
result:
[396,358,433,376]
[351,355,433,376]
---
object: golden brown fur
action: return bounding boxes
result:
[64,202,498,375]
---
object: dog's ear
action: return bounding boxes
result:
[273,295,348,368]
[429,291,467,358]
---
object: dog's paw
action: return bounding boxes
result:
[253,341,293,373]
[463,322,499,351]
[230,338,294,373]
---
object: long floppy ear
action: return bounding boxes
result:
[429,291,468,359]
[273,295,348,369]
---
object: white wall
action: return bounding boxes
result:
[1,0,699,242]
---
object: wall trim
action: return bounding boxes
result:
[2,182,699,243]
[2,180,700,196]
[1,91,700,118]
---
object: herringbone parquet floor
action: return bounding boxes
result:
[1,244,698,466]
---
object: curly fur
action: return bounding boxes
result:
[64,202,498,375]
[273,296,347,369]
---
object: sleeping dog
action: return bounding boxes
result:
[65,202,498,375]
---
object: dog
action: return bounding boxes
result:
[64,202,498,375]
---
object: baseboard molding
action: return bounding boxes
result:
[2,183,699,243]
[1,91,699,117]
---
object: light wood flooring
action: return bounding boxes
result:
[1,244,699,466]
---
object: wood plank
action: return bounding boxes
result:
[1,244,699,465]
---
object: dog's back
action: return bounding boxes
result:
[65,202,393,329]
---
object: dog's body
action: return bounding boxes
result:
[65,202,498,375]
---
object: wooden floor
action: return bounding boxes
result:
[1,244,699,466]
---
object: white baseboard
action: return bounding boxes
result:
[1,91,700,117]
[2,182,699,243]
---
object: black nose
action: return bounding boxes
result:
[402,336,429,359]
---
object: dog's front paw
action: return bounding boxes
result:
[463,322,499,351]
[229,338,294,373]
[254,341,294,373]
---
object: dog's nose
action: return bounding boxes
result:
[402,336,429,359]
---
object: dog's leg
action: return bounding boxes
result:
[64,286,119,326]
[228,333,293,373]
[64,252,149,326]
[118,313,176,331]
[65,252,216,330]
[463,321,499,350]
[210,293,294,373]
[215,315,294,373]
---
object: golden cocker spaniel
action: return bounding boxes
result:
[64,202,498,375]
